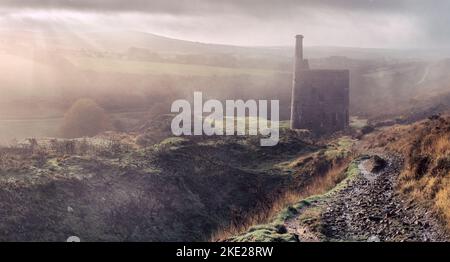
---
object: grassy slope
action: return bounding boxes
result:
[0,125,325,241]
[361,115,450,230]
[227,162,359,242]
[65,56,286,77]
[226,137,357,242]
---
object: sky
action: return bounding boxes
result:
[0,0,449,48]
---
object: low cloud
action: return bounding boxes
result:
[0,0,449,48]
[0,0,438,16]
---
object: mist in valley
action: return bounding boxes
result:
[1,27,449,143]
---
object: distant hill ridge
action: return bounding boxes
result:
[2,29,450,59]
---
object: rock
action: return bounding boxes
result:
[66,236,81,242]
[369,216,382,222]
[361,125,375,135]
[367,235,381,242]
[428,114,441,121]
[366,155,387,173]
[275,224,287,234]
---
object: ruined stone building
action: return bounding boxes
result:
[290,35,350,135]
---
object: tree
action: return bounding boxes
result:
[60,98,111,138]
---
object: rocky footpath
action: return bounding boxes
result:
[288,155,449,242]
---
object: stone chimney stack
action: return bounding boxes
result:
[295,35,304,62]
[294,35,308,72]
[291,34,310,129]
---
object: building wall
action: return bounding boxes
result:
[291,69,350,134]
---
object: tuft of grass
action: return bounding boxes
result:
[350,116,368,130]
[229,224,297,242]
[324,136,356,159]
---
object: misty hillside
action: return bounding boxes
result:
[1,30,450,143]
[4,30,450,59]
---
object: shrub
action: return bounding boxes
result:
[60,98,111,138]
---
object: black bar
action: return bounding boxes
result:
[0,243,449,261]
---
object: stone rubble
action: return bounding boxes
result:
[320,155,448,242]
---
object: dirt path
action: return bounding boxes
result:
[286,155,449,242]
